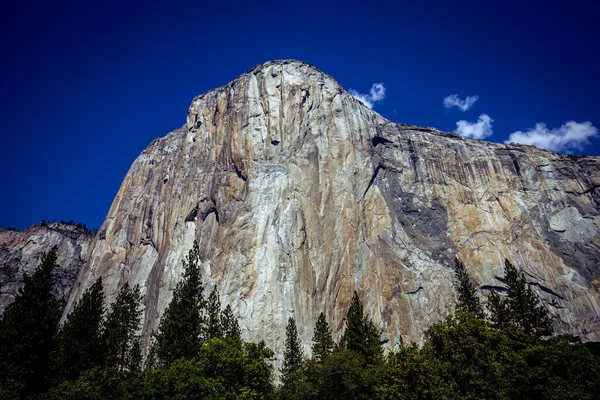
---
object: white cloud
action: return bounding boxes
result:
[443,94,479,111]
[349,83,386,109]
[454,114,494,139]
[505,121,598,153]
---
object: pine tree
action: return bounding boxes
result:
[503,259,552,336]
[342,291,383,364]
[454,258,484,318]
[56,277,105,381]
[221,304,241,340]
[102,282,143,371]
[0,247,61,396]
[311,312,334,362]
[488,259,553,337]
[206,286,223,340]
[280,317,303,385]
[151,242,206,366]
[487,290,511,330]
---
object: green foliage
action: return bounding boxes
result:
[102,282,143,372]
[0,379,24,400]
[0,247,61,397]
[198,338,276,399]
[221,304,241,340]
[142,358,223,400]
[377,344,457,400]
[56,278,105,381]
[280,317,303,386]
[206,286,224,340]
[423,312,527,399]
[44,338,276,400]
[311,312,334,363]
[284,302,383,400]
[151,242,206,366]
[454,258,484,318]
[42,367,131,400]
[522,335,600,400]
[377,313,600,400]
[342,291,383,365]
[488,259,553,337]
[312,349,380,400]
[487,290,512,329]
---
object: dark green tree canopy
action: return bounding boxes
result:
[206,286,223,340]
[221,304,241,340]
[342,291,383,365]
[488,259,553,337]
[0,247,61,397]
[454,258,484,318]
[281,317,304,385]
[151,242,206,366]
[56,277,105,381]
[311,312,334,363]
[102,282,143,371]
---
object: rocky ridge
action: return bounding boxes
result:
[0,223,95,314]
[64,60,600,362]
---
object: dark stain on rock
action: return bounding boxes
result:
[364,165,384,197]
[371,136,395,148]
[377,168,456,267]
[405,138,420,182]
[546,230,600,281]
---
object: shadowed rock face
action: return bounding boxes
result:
[65,60,600,362]
[0,223,94,314]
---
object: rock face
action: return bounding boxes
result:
[65,60,600,362]
[0,223,94,315]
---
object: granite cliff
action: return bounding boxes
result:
[0,223,94,315]
[64,60,600,361]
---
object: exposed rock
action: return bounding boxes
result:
[64,60,600,366]
[0,223,94,314]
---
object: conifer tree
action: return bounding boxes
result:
[56,277,105,381]
[503,259,552,336]
[487,290,511,330]
[454,258,484,318]
[151,242,205,366]
[102,282,143,371]
[342,291,383,364]
[488,259,552,337]
[0,247,61,396]
[311,312,334,362]
[280,317,303,385]
[221,304,241,340]
[206,286,223,340]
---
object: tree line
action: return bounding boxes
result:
[0,245,599,399]
[40,220,98,234]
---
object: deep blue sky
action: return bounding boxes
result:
[1,0,599,230]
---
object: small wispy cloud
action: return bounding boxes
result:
[454,114,494,139]
[505,121,598,153]
[443,94,479,111]
[349,83,386,109]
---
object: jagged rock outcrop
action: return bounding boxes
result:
[0,223,95,314]
[65,60,600,363]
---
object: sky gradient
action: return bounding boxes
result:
[1,0,599,230]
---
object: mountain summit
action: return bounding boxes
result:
[65,60,600,360]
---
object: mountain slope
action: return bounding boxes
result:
[65,60,600,360]
[1,223,94,314]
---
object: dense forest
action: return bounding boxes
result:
[0,244,598,399]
